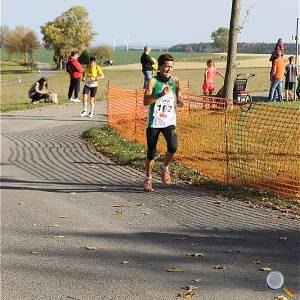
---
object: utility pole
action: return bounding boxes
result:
[294,17,299,101]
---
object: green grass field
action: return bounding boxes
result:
[111,50,227,65]
[1,47,299,112]
[2,66,299,112]
[1,48,262,65]
[0,48,55,65]
[0,61,39,82]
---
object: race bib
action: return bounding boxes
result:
[85,78,96,88]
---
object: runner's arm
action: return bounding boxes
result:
[216,69,225,78]
[144,78,166,105]
[204,68,207,82]
[173,76,184,108]
[96,68,104,81]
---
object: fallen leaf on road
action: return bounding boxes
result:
[279,236,287,241]
[188,252,204,257]
[84,246,97,250]
[259,267,272,271]
[113,204,125,208]
[112,210,123,215]
[226,250,241,254]
[182,286,198,290]
[53,235,64,239]
[66,296,81,300]
[176,291,194,298]
[89,165,98,169]
[282,287,297,297]
[255,258,269,264]
[213,265,225,270]
[176,287,195,298]
[167,267,184,272]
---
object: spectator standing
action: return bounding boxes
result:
[275,38,285,52]
[80,57,104,118]
[202,59,224,95]
[140,46,154,89]
[268,50,285,102]
[270,38,285,62]
[284,56,298,101]
[67,50,84,103]
[296,75,300,99]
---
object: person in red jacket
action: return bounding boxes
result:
[67,50,84,102]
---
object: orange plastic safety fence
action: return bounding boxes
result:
[108,84,300,199]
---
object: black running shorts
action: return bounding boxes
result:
[146,125,178,160]
[83,85,98,97]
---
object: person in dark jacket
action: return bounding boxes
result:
[67,50,84,102]
[140,46,154,89]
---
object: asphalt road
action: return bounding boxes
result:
[1,102,299,300]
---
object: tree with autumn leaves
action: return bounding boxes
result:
[40,6,97,69]
[1,25,39,67]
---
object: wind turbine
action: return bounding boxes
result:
[124,34,131,51]
[113,36,119,51]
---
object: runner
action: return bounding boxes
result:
[80,56,104,118]
[143,54,184,192]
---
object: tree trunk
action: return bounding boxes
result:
[222,0,241,100]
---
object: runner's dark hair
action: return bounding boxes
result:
[158,54,174,66]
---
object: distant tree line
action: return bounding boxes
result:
[78,46,112,66]
[168,42,296,54]
[0,25,39,68]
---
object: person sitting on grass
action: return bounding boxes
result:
[28,77,50,103]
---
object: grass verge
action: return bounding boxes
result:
[83,124,300,217]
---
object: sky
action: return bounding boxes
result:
[2,0,300,48]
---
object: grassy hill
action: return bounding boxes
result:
[0,48,55,64]
[1,48,264,67]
